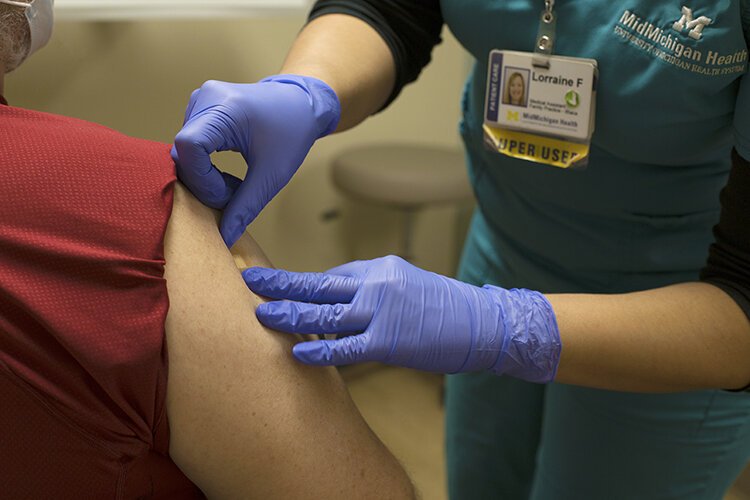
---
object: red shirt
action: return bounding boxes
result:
[0,101,202,498]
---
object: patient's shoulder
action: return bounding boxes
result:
[163,184,414,499]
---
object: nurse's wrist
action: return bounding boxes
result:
[482,285,562,384]
[259,74,341,137]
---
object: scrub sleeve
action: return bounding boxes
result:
[443,1,750,498]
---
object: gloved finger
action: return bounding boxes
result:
[256,301,370,334]
[182,88,201,126]
[221,171,243,199]
[173,114,234,209]
[170,144,180,166]
[324,260,369,277]
[218,164,276,247]
[243,267,361,303]
[291,335,373,366]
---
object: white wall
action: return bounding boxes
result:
[8,17,471,274]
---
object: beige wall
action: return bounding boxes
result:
[7,16,471,274]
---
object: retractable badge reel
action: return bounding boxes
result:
[483,0,598,168]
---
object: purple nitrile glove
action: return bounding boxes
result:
[243,256,561,383]
[172,74,340,247]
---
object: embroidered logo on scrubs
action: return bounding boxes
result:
[612,8,748,77]
[672,6,712,40]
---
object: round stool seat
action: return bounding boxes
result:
[332,144,473,209]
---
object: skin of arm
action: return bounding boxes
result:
[163,183,415,499]
[280,14,396,131]
[551,283,750,393]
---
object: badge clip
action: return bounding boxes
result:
[533,0,556,68]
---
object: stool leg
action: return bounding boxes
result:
[452,201,473,277]
[400,209,416,262]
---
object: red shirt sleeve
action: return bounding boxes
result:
[0,104,202,498]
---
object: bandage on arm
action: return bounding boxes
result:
[163,184,415,499]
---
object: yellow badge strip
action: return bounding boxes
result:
[483,124,590,169]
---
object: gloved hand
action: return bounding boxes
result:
[172,75,340,247]
[243,256,561,383]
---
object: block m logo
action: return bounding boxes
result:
[507,110,519,122]
[673,6,712,40]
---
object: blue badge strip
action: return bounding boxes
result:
[486,51,504,123]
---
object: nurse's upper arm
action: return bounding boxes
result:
[733,66,750,161]
[163,183,414,499]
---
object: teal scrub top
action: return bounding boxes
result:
[441,1,750,294]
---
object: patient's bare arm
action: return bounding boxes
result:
[163,184,415,499]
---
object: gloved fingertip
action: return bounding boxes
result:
[220,202,260,248]
[176,168,232,210]
[245,269,281,296]
[256,301,289,329]
[292,341,332,365]
[242,266,274,286]
[220,223,243,249]
[255,300,276,315]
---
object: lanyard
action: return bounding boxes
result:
[544,0,555,21]
[534,0,558,67]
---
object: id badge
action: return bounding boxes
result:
[483,50,598,168]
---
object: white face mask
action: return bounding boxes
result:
[0,0,54,58]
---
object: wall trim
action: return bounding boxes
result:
[56,0,310,21]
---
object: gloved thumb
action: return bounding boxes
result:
[172,115,234,209]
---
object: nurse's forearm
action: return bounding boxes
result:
[281,14,396,132]
[550,282,750,392]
